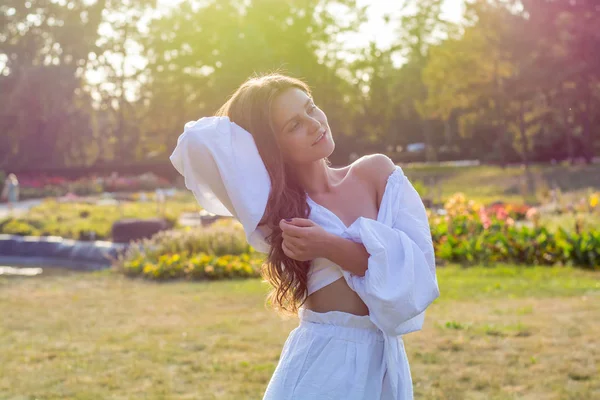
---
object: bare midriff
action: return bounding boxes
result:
[304,277,369,316]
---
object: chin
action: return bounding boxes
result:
[323,141,335,158]
[314,133,335,159]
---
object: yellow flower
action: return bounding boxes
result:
[143,263,157,274]
[204,265,214,274]
[590,193,599,208]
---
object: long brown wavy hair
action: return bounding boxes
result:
[215,73,313,314]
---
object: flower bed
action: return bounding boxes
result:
[113,219,264,280]
[432,193,599,269]
[116,194,598,284]
[13,173,172,200]
[5,191,597,282]
[120,252,263,281]
[0,198,197,240]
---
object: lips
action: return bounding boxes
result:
[312,129,327,145]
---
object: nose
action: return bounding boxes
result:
[308,116,322,133]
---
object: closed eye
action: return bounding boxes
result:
[286,102,317,132]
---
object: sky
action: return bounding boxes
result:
[336,0,465,50]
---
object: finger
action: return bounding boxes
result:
[279,219,301,233]
[287,218,315,227]
[282,232,294,242]
[283,235,305,251]
[282,229,302,241]
[280,222,306,237]
[281,240,296,259]
[284,237,302,252]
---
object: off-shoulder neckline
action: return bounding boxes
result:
[306,166,403,230]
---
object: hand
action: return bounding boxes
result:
[279,218,330,262]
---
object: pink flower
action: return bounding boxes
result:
[495,207,508,220]
[479,209,491,229]
[526,207,538,220]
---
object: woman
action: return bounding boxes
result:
[1,173,20,214]
[170,74,439,399]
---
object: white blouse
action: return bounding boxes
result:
[170,117,439,395]
[305,166,440,394]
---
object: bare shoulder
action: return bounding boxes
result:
[352,154,396,181]
[349,154,397,202]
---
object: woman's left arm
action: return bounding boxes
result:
[321,233,370,277]
[280,155,439,336]
[341,155,439,336]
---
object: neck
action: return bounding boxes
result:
[292,159,336,196]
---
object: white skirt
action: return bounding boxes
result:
[263,308,413,400]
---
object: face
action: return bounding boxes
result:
[270,88,334,165]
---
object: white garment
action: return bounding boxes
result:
[168,118,439,397]
[263,308,412,400]
[169,116,271,252]
[265,166,440,399]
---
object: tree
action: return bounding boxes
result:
[395,0,447,161]
[0,0,104,167]
[139,0,366,160]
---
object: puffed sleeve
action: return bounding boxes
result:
[170,119,237,217]
[169,117,272,253]
[343,168,439,336]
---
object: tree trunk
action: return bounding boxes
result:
[494,60,507,168]
[559,85,575,165]
[423,119,437,162]
[518,99,529,165]
[581,79,593,164]
[443,117,452,147]
[518,99,535,196]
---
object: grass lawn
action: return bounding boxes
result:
[403,163,600,204]
[1,265,599,399]
[538,212,600,233]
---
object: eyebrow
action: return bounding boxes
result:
[282,98,313,131]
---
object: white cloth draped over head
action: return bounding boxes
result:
[169,116,272,253]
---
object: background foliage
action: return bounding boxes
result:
[1,0,599,170]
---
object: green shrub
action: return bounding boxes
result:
[0,198,198,240]
[113,219,264,281]
[122,252,263,281]
[138,220,250,258]
[431,193,599,269]
[411,179,428,198]
[1,219,40,236]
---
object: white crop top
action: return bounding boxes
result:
[304,167,400,295]
[306,166,440,394]
[306,256,345,295]
[305,166,436,298]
